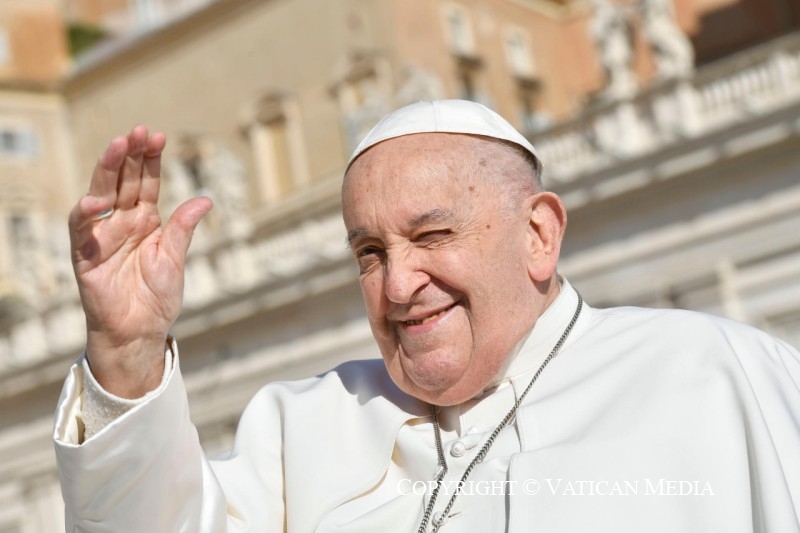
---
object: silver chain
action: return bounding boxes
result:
[417,294,583,533]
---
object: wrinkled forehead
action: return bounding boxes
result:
[341,133,504,237]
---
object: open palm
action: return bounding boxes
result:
[68,126,211,397]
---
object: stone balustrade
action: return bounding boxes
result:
[533,32,800,184]
[0,211,351,370]
[182,213,350,310]
[4,32,800,371]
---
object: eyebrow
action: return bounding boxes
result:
[346,228,368,249]
[345,209,456,249]
[408,208,455,229]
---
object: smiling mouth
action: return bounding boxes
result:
[403,303,456,326]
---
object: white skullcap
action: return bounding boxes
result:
[346,99,541,170]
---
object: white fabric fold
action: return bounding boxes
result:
[81,341,174,440]
[52,280,800,532]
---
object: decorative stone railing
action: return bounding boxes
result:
[0,293,85,368]
[0,209,352,371]
[5,32,800,371]
[182,213,350,310]
[533,32,800,184]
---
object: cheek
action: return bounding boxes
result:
[359,276,388,324]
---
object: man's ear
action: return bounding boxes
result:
[525,192,567,282]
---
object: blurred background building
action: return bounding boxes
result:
[1,0,799,529]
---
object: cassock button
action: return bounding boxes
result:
[450,441,466,457]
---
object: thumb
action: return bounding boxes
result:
[160,197,213,262]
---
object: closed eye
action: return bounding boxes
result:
[415,229,453,243]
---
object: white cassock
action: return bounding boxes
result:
[54,281,800,532]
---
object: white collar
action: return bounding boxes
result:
[481,277,581,394]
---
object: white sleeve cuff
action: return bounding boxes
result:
[81,339,175,440]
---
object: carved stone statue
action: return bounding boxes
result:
[590,0,637,100]
[640,0,694,80]
[167,137,252,240]
[200,141,251,238]
[165,139,201,209]
[165,152,210,245]
[344,79,392,151]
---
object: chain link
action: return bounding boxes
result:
[418,294,583,532]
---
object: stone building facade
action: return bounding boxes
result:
[0,0,799,530]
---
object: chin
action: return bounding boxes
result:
[413,383,484,407]
[383,345,485,405]
[392,368,485,406]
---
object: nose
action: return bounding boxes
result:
[383,249,429,304]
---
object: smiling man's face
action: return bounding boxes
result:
[343,133,559,405]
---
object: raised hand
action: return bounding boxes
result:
[68,125,212,398]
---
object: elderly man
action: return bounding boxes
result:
[54,100,799,532]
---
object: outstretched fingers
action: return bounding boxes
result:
[71,137,128,234]
[140,131,166,205]
[116,125,149,209]
[87,136,127,207]
[69,127,167,269]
